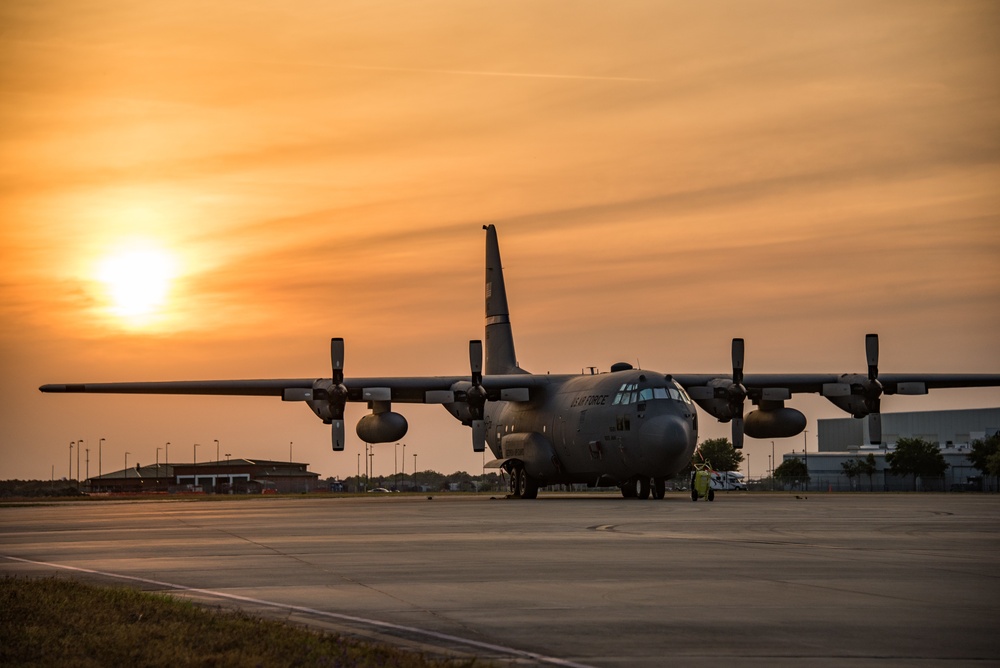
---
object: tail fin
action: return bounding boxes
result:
[483,225,522,374]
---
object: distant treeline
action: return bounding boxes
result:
[0,480,87,498]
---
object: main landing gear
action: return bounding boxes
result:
[507,462,538,499]
[620,477,667,500]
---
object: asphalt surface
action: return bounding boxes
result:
[2,492,998,666]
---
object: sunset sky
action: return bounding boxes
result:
[2,1,999,482]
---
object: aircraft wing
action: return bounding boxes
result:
[38,373,552,402]
[39,380,313,397]
[674,373,1000,395]
[39,367,552,452]
[671,336,1000,448]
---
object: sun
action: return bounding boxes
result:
[97,243,178,326]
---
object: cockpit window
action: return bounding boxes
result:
[639,388,654,402]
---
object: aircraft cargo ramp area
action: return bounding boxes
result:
[2,494,997,667]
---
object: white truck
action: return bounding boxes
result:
[710,471,747,491]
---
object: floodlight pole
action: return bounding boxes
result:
[803,430,809,491]
[99,438,104,483]
[69,442,74,482]
[214,439,219,463]
[77,439,82,489]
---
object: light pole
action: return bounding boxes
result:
[156,447,162,478]
[771,440,775,491]
[226,453,231,463]
[125,451,131,479]
[369,451,374,486]
[747,452,750,484]
[99,438,104,483]
[413,453,417,490]
[165,442,169,467]
[193,443,199,466]
[357,452,361,492]
[289,441,293,463]
[214,439,219,463]
[803,430,809,491]
[402,443,406,490]
[395,442,399,490]
[77,438,82,488]
[85,448,89,485]
[69,442,74,482]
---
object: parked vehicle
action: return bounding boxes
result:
[710,471,747,491]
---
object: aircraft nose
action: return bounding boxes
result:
[639,415,693,470]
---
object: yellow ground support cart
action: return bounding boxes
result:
[691,465,715,502]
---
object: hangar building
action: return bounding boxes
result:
[87,459,321,494]
[780,408,999,491]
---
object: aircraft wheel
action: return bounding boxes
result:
[520,472,539,500]
[620,481,636,499]
[708,489,715,502]
[691,488,698,502]
[636,476,651,500]
[652,478,666,500]
[508,466,521,498]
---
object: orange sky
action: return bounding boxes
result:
[2,1,999,482]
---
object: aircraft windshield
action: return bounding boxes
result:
[612,382,691,405]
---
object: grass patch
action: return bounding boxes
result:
[0,577,473,667]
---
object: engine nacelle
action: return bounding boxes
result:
[356,412,408,443]
[443,401,475,425]
[691,379,737,421]
[744,407,807,439]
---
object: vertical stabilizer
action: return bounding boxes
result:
[483,225,522,374]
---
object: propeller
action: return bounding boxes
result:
[860,333,883,445]
[327,338,349,451]
[467,340,488,452]
[726,338,747,449]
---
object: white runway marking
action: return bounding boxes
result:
[2,554,595,668]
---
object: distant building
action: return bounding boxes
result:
[817,407,1000,452]
[782,408,1000,491]
[87,459,320,494]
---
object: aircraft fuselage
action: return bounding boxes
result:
[482,368,698,487]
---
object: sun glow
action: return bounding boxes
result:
[97,243,178,326]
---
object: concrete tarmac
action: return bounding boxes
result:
[2,492,998,666]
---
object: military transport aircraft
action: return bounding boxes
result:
[42,225,1000,499]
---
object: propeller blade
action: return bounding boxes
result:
[726,337,747,443]
[331,419,346,451]
[471,420,487,453]
[331,338,345,385]
[732,338,745,386]
[470,340,483,382]
[867,412,882,446]
[865,333,878,380]
[732,416,745,450]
